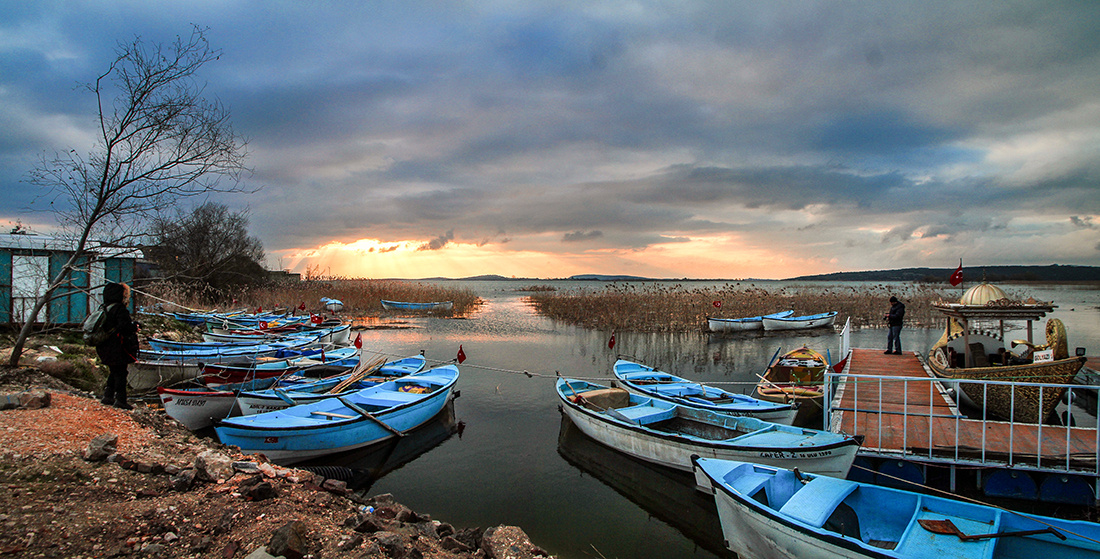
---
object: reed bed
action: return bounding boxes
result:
[526,282,956,333]
[138,278,480,318]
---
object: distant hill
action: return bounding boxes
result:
[569,274,653,281]
[787,265,1100,282]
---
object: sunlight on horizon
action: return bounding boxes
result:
[269,235,821,280]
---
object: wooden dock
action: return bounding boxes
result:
[832,349,1099,472]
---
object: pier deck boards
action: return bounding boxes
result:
[834,349,1098,470]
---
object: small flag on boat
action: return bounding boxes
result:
[310,313,323,324]
[608,333,616,349]
[298,302,306,311]
[257,306,262,313]
[713,300,722,308]
[258,320,268,329]
[354,333,362,349]
[457,345,467,364]
[949,260,963,286]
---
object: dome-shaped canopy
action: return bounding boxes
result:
[959,282,1007,305]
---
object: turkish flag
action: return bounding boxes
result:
[256,306,262,313]
[310,313,323,324]
[298,302,306,311]
[353,333,362,349]
[457,345,467,364]
[258,320,268,329]
[608,333,616,349]
[713,300,722,308]
[950,261,963,286]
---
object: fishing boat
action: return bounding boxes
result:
[927,282,1087,423]
[214,365,460,465]
[321,297,344,312]
[157,386,241,430]
[752,346,830,427]
[236,355,427,415]
[129,360,207,393]
[380,299,454,312]
[612,359,798,425]
[139,335,321,363]
[708,310,795,333]
[198,346,361,385]
[692,457,1100,559]
[762,311,838,331]
[557,378,860,478]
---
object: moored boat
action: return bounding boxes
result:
[557,378,859,479]
[198,346,361,385]
[214,365,460,464]
[708,310,795,333]
[752,346,829,427]
[612,359,798,424]
[928,283,1087,423]
[380,299,454,312]
[321,297,344,312]
[692,457,1100,559]
[157,386,241,430]
[762,311,838,331]
[236,355,428,415]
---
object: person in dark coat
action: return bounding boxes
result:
[884,296,905,355]
[95,282,140,409]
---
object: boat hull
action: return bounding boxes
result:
[928,355,1086,423]
[157,387,239,430]
[762,312,838,331]
[558,379,858,479]
[215,366,458,464]
[380,299,454,311]
[708,310,795,332]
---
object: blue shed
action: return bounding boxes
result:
[0,234,141,326]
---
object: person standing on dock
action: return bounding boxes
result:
[884,296,905,355]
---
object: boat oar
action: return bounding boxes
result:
[337,396,405,437]
[917,519,1067,541]
[756,373,791,404]
[327,355,386,394]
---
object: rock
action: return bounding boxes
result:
[194,449,234,482]
[336,533,363,552]
[371,531,408,557]
[0,393,21,410]
[84,434,119,462]
[242,545,278,559]
[321,478,347,494]
[352,516,389,534]
[170,469,197,492]
[267,520,308,559]
[241,481,277,501]
[440,535,472,553]
[232,461,260,474]
[18,390,50,409]
[482,525,554,559]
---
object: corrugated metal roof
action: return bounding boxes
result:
[0,234,143,258]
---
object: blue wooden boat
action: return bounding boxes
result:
[215,365,459,464]
[236,355,428,415]
[321,297,344,312]
[613,359,798,425]
[138,336,320,363]
[708,310,795,332]
[557,379,859,478]
[198,346,361,385]
[380,299,454,312]
[762,311,839,331]
[692,458,1100,559]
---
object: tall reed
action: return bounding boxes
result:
[527,282,955,333]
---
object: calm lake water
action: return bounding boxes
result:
[301,280,1100,559]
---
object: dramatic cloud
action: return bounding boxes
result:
[1,2,1098,278]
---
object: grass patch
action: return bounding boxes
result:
[37,355,104,393]
[527,282,956,333]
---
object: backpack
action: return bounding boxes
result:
[82,303,119,346]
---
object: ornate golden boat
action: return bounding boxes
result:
[927,283,1086,424]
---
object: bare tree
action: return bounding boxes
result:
[147,202,267,295]
[9,26,252,366]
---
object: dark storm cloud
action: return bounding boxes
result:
[1,1,1099,274]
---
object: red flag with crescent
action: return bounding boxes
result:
[608,333,616,349]
[354,333,362,349]
[258,320,268,329]
[298,302,306,311]
[949,260,963,286]
[713,300,721,308]
[310,313,323,325]
[457,345,467,364]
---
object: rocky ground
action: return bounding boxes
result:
[0,366,554,559]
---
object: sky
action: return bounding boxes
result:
[1,1,1099,280]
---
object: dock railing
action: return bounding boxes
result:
[824,369,1099,477]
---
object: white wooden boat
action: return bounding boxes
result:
[612,359,798,425]
[693,457,1100,559]
[380,299,454,312]
[708,310,794,332]
[157,386,240,430]
[321,297,344,312]
[557,379,859,479]
[762,311,838,331]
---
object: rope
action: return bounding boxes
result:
[851,463,1100,544]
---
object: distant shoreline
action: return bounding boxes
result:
[410,264,1100,283]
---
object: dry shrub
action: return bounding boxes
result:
[37,356,103,392]
[527,282,953,333]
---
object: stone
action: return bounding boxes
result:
[170,469,197,492]
[336,533,363,552]
[84,434,119,462]
[371,531,408,557]
[321,478,347,494]
[241,481,277,502]
[440,536,472,553]
[18,390,50,409]
[482,525,554,559]
[352,516,389,534]
[242,545,278,559]
[195,450,234,482]
[267,520,308,559]
[232,461,260,473]
[0,393,21,410]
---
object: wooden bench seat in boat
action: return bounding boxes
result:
[777,476,859,528]
[612,403,677,425]
[575,388,630,410]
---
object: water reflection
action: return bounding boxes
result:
[557,415,733,559]
[297,399,461,494]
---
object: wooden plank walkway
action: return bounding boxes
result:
[832,348,1099,472]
